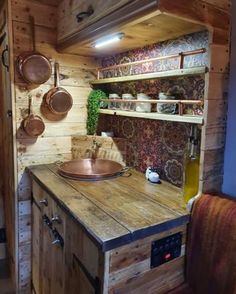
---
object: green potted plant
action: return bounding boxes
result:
[86,89,106,135]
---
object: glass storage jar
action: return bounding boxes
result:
[121,93,135,111]
[136,93,151,113]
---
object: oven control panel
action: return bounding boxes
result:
[150,232,182,268]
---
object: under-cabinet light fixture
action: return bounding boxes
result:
[93,33,125,48]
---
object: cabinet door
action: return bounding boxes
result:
[32,202,42,294]
[64,217,101,294]
[69,254,96,294]
[32,185,66,294]
[58,0,133,41]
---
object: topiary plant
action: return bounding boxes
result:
[87,89,106,135]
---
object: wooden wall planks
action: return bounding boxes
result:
[5,0,231,291]
[9,0,97,290]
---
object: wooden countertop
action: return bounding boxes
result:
[28,164,189,251]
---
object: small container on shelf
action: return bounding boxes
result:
[108,93,120,110]
[121,93,135,111]
[157,92,176,114]
[136,93,151,113]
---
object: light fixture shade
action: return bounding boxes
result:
[93,33,125,48]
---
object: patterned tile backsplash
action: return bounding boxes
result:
[97,31,208,187]
[98,116,191,187]
[100,31,208,78]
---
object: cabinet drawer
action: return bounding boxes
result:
[32,181,52,215]
[58,0,133,41]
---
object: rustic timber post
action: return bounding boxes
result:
[159,0,231,193]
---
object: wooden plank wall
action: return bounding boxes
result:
[9,0,96,291]
[0,0,16,277]
[158,0,231,193]
[200,1,231,192]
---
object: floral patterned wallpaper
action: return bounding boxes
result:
[98,116,191,187]
[97,31,209,187]
[100,31,208,78]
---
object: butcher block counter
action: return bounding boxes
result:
[28,164,189,294]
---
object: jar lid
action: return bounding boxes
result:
[109,93,120,98]
[137,93,150,100]
[122,93,134,99]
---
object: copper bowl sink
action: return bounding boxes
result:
[57,159,126,180]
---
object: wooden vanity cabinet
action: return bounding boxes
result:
[31,177,187,294]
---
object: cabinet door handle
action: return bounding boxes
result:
[39,199,48,206]
[1,45,9,71]
[51,215,61,224]
[51,229,64,247]
[42,214,52,229]
[76,5,94,23]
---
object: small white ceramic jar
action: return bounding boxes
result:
[136,93,151,113]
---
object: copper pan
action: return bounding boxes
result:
[57,159,130,180]
[17,16,52,84]
[22,95,45,137]
[44,62,73,115]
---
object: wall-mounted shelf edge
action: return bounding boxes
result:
[91,67,207,85]
[99,109,204,125]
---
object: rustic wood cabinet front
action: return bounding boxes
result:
[31,181,103,294]
[57,0,133,41]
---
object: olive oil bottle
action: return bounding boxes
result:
[183,125,200,203]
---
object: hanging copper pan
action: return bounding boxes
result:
[44,62,73,115]
[17,16,52,84]
[22,95,45,137]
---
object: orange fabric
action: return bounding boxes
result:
[185,194,236,294]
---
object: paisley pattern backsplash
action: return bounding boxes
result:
[98,116,190,187]
[100,31,208,78]
[97,31,208,187]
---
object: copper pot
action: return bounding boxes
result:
[44,62,73,115]
[16,16,52,84]
[22,96,45,137]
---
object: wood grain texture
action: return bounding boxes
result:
[29,164,189,251]
[30,168,131,250]
[109,256,185,294]
[58,12,204,56]
[57,0,133,41]
[31,169,188,294]
[0,0,17,283]
[158,0,230,30]
[9,0,97,291]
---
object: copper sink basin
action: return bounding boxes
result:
[57,158,125,180]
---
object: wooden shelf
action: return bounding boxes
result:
[91,67,207,85]
[99,109,204,125]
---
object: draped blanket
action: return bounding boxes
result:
[186,194,236,294]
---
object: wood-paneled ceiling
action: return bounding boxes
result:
[59,13,205,57]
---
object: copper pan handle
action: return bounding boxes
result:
[54,160,63,167]
[54,62,60,87]
[28,94,33,116]
[29,15,36,52]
